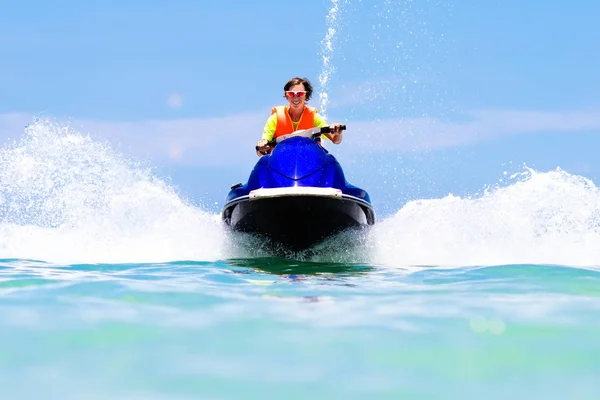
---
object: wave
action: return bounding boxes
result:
[1,120,599,267]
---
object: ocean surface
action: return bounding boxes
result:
[2,122,600,399]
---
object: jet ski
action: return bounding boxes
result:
[221,125,375,252]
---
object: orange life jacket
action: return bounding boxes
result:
[272,105,318,139]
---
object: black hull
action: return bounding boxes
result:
[222,196,375,251]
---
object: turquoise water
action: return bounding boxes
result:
[1,258,599,399]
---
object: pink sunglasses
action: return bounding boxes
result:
[285,91,307,98]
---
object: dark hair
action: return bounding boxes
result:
[283,77,314,101]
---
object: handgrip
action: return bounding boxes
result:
[320,124,346,134]
[255,140,275,155]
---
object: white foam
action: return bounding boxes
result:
[0,120,224,264]
[370,167,600,267]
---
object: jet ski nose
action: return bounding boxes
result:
[268,137,330,180]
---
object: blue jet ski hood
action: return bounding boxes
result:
[265,136,332,180]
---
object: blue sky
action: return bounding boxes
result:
[1,0,599,217]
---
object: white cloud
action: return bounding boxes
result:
[0,111,268,167]
[347,108,600,151]
[0,113,32,141]
[0,108,599,167]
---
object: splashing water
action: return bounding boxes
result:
[317,0,346,119]
[2,121,600,267]
[316,0,451,121]
[371,168,600,267]
[0,120,224,264]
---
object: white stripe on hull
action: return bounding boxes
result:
[249,187,343,200]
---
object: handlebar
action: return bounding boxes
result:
[255,125,347,153]
[319,124,346,134]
